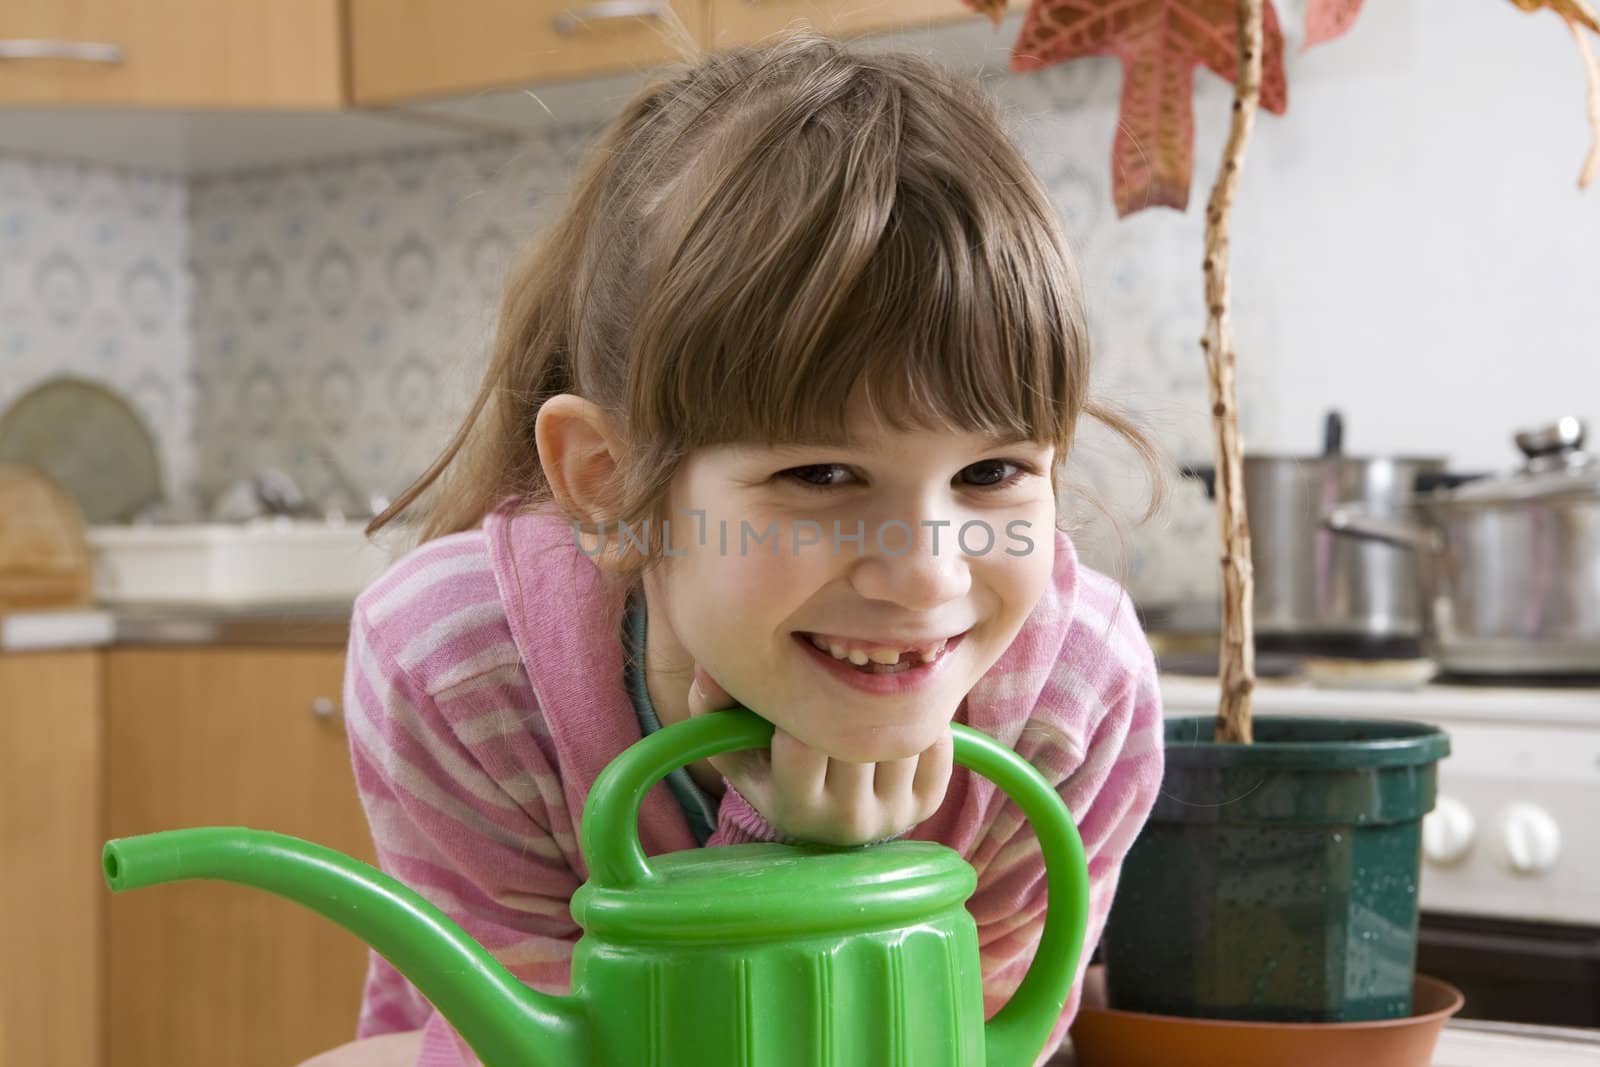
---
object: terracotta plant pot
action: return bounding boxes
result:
[1103,716,1450,1022]
[1071,964,1464,1067]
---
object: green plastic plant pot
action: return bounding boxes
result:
[1103,715,1450,1024]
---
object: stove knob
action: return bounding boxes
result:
[1422,795,1476,865]
[1494,802,1562,875]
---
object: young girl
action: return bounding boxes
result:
[309,29,1166,1067]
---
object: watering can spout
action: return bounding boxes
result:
[102,828,589,1067]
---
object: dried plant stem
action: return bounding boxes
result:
[1568,14,1600,188]
[1202,0,1264,745]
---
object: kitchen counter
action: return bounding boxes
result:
[1432,1020,1600,1064]
[1160,671,1600,728]
[112,600,353,647]
[0,601,353,651]
[1051,1019,1600,1065]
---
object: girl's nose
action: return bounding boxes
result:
[847,520,972,610]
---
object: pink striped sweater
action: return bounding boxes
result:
[342,504,1164,1066]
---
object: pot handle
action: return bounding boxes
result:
[580,707,1091,1067]
[1324,504,1442,553]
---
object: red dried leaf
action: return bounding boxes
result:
[960,0,1011,27]
[1508,0,1600,35]
[1012,0,1288,217]
[1304,0,1365,49]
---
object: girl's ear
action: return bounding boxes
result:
[535,394,630,570]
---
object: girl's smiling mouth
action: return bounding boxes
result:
[792,629,968,691]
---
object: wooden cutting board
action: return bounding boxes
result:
[0,463,94,614]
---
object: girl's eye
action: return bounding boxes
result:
[779,460,1034,491]
[960,459,1020,488]
[782,464,854,489]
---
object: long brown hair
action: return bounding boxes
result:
[369,30,1166,595]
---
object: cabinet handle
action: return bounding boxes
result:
[0,40,124,64]
[310,697,343,721]
[552,1,669,34]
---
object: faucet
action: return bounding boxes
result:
[301,440,390,520]
[250,443,389,522]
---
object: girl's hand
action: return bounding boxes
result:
[687,666,954,847]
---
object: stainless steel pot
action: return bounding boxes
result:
[1186,412,1449,657]
[1326,417,1600,677]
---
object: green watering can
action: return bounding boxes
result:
[103,708,1090,1066]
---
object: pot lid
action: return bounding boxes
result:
[1227,411,1452,465]
[1432,417,1599,507]
[1247,411,1447,465]
[1242,452,1451,465]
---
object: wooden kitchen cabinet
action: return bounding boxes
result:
[0,0,344,108]
[707,0,975,53]
[4,0,982,147]
[104,647,375,1067]
[347,0,710,105]
[350,0,981,106]
[0,651,104,1067]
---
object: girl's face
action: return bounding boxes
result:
[640,397,1059,763]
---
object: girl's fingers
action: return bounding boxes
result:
[911,727,956,816]
[687,665,737,717]
[715,747,772,808]
[823,756,878,829]
[871,753,919,803]
[690,665,769,798]
[769,726,828,804]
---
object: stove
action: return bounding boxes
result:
[1158,673,1600,1028]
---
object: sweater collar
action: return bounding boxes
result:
[482,502,700,865]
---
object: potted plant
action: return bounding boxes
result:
[952,0,1600,1046]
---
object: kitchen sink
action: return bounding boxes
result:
[85,518,408,606]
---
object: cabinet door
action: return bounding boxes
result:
[0,0,343,108]
[348,0,709,105]
[105,647,375,1067]
[708,0,975,52]
[0,651,103,1067]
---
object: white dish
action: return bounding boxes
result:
[86,519,405,606]
[1303,656,1439,691]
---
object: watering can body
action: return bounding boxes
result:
[102,709,1090,1067]
[572,842,985,1066]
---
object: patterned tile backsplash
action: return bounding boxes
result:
[5,1,1597,607]
[1,157,194,502]
[186,131,598,520]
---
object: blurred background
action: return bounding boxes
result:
[3,0,1597,1064]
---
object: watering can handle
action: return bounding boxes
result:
[581,707,1091,1067]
